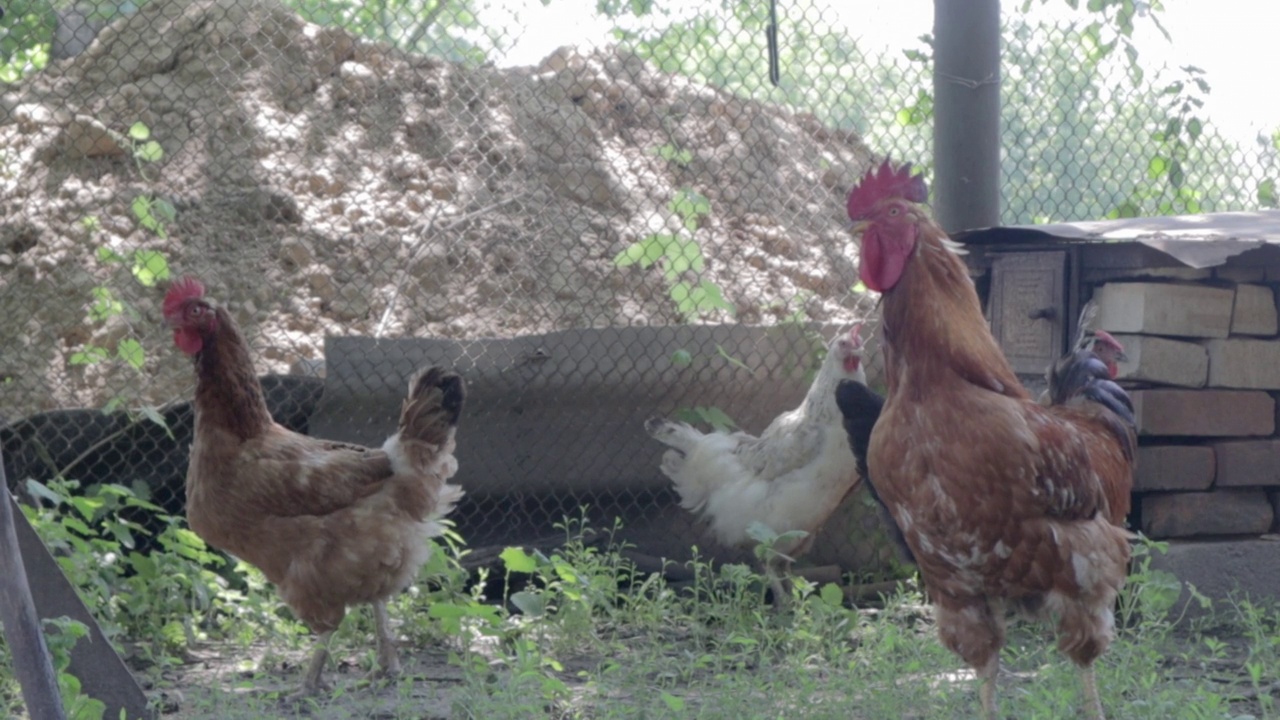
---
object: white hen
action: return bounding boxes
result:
[645,325,868,607]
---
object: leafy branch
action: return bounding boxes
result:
[613,186,734,320]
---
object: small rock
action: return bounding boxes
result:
[307,270,337,301]
[50,115,127,160]
[278,238,313,268]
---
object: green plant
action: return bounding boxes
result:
[0,0,53,83]
[70,217,171,420]
[43,617,107,720]
[1108,65,1213,218]
[613,187,734,320]
[21,479,291,666]
[653,141,693,168]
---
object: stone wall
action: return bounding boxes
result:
[1091,272,1280,538]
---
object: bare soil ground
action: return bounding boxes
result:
[0,0,876,421]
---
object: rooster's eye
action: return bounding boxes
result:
[889,207,900,216]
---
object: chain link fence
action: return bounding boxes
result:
[1,0,1276,579]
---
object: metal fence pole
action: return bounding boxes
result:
[933,0,1002,233]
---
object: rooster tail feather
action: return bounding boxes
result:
[383,367,466,477]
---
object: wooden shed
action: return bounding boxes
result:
[957,210,1280,609]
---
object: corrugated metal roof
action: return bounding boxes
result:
[954,210,1280,269]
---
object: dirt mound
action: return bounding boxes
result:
[0,0,874,417]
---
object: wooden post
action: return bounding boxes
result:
[0,455,66,720]
[933,0,1002,233]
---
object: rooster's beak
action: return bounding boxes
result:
[851,220,870,237]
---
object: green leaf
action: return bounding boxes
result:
[70,346,110,365]
[715,344,752,373]
[25,479,65,506]
[613,235,669,269]
[131,250,170,287]
[1258,179,1278,208]
[670,349,693,367]
[660,692,686,712]
[669,188,711,227]
[117,338,145,370]
[663,237,704,275]
[819,582,845,608]
[698,405,737,432]
[509,590,547,617]
[139,405,173,437]
[135,140,164,163]
[95,246,126,264]
[69,495,103,521]
[153,199,177,222]
[128,122,150,141]
[500,546,539,573]
[688,279,734,316]
[1186,118,1202,142]
[1146,156,1167,179]
[1168,160,1184,190]
[89,287,124,322]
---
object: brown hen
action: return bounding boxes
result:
[164,276,464,696]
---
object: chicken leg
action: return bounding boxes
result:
[293,630,335,698]
[1081,665,1106,720]
[977,654,1000,720]
[365,600,402,682]
[763,554,793,611]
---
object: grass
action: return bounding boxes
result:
[2,490,1280,720]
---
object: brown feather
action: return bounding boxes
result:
[181,304,464,635]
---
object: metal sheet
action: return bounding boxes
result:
[955,210,1280,269]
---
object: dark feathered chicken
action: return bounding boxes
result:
[834,380,913,565]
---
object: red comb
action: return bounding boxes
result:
[846,159,928,221]
[849,322,864,347]
[1093,329,1122,350]
[163,276,205,319]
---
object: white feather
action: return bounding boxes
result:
[648,329,869,556]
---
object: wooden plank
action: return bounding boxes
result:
[0,454,66,720]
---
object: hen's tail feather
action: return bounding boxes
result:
[424,483,465,536]
[834,380,915,565]
[645,416,698,452]
[385,367,466,476]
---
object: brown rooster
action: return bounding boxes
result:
[848,162,1135,720]
[164,276,465,696]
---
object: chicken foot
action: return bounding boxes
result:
[364,599,402,682]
